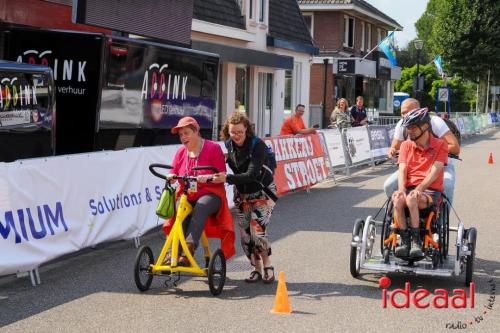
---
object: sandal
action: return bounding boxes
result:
[178,255,191,267]
[244,270,262,283]
[263,266,275,284]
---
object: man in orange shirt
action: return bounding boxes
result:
[280,104,317,136]
[392,108,448,258]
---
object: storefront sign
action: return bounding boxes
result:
[337,59,355,74]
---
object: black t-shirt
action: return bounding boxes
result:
[350,105,367,125]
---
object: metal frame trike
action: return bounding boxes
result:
[349,195,477,286]
[133,163,227,296]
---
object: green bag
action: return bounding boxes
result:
[156,185,175,219]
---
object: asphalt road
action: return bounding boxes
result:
[1,129,499,333]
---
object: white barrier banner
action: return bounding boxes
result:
[0,146,185,276]
[0,143,242,276]
[317,129,345,167]
[455,117,466,135]
[345,126,372,164]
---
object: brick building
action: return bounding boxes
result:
[299,0,403,124]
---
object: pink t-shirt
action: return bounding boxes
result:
[171,139,226,201]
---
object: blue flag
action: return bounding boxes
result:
[378,31,397,67]
[434,55,444,76]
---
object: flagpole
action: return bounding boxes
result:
[361,31,393,60]
[361,42,381,60]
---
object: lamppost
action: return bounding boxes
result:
[413,39,423,100]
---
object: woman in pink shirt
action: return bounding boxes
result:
[164,117,230,265]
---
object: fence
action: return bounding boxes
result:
[1,112,498,284]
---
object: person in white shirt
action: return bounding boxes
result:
[384,98,460,205]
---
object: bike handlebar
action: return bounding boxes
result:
[149,163,173,180]
[148,163,217,182]
[192,166,220,173]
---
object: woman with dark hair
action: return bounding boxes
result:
[213,112,277,284]
[164,116,235,265]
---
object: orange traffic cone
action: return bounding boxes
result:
[488,152,494,164]
[270,271,292,314]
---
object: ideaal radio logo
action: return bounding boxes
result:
[379,276,496,330]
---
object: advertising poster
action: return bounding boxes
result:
[264,134,329,195]
[367,125,390,158]
[345,126,372,164]
[317,129,346,167]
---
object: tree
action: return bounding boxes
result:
[395,64,475,112]
[395,39,430,69]
[415,0,500,111]
[432,0,500,81]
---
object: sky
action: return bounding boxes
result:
[365,0,428,48]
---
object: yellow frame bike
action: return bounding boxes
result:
[133,163,226,296]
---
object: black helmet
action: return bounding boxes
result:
[402,107,430,128]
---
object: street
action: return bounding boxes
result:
[1,129,499,333]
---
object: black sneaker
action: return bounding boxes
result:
[395,229,410,257]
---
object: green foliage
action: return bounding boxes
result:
[395,40,430,69]
[415,0,500,82]
[395,64,437,108]
[430,77,475,112]
[395,65,475,112]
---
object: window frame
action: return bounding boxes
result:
[343,15,355,48]
[259,0,266,23]
[366,23,372,50]
[360,21,365,51]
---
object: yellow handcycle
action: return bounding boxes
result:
[133,163,226,296]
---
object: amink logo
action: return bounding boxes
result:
[380,277,475,309]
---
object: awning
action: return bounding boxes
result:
[192,40,294,70]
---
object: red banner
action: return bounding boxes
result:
[264,134,330,195]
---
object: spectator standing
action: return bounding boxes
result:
[280,104,317,136]
[350,96,369,126]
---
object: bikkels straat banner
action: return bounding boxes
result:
[264,134,329,195]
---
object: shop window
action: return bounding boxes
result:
[344,16,354,48]
[249,0,253,19]
[235,66,249,113]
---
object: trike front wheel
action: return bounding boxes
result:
[134,245,154,292]
[208,249,226,296]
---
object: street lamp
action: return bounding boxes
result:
[413,39,424,99]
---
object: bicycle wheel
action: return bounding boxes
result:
[465,228,477,286]
[208,249,226,296]
[134,245,154,292]
[350,218,364,278]
[380,201,393,254]
[442,202,450,258]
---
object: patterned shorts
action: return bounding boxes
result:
[234,182,277,262]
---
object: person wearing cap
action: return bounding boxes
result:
[384,98,460,205]
[392,108,448,258]
[163,117,235,265]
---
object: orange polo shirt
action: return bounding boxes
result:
[280,115,305,135]
[398,135,448,192]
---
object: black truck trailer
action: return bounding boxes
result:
[0,26,219,161]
